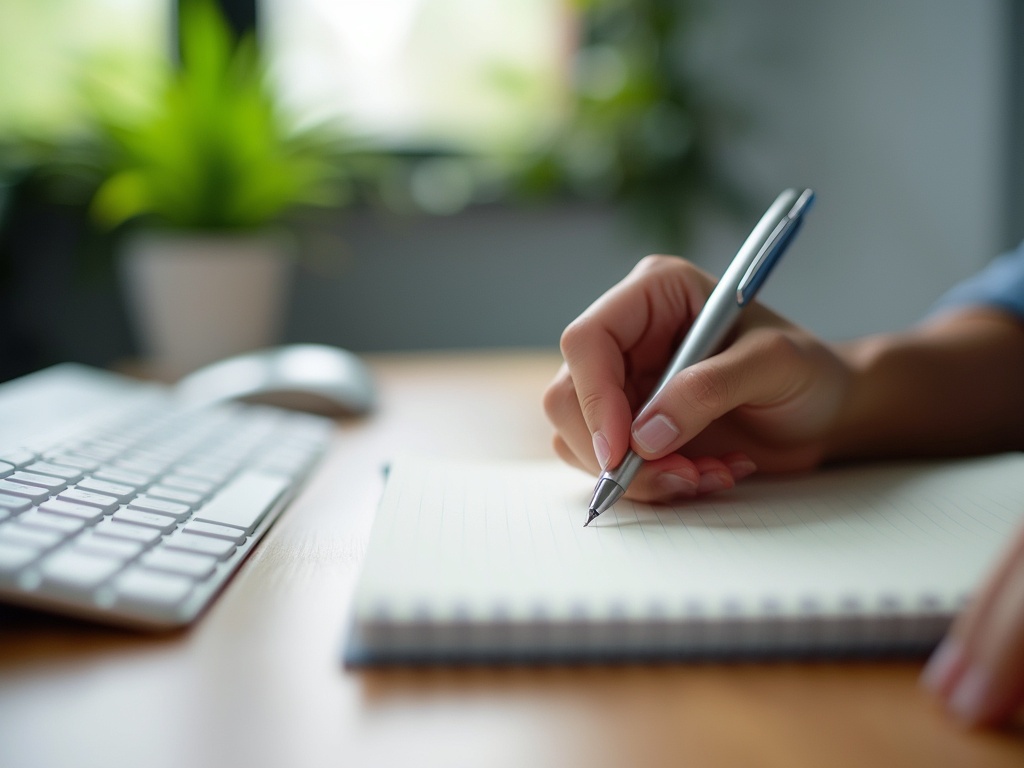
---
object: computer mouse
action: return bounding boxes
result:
[174,343,375,418]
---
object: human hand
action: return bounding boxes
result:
[543,254,854,503]
[921,522,1024,727]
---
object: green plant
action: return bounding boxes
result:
[89,0,345,232]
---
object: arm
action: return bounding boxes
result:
[828,307,1024,461]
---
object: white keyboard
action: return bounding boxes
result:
[0,363,332,629]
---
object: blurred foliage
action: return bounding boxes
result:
[512,0,741,251]
[0,0,741,254]
[86,0,357,232]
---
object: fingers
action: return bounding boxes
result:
[920,523,1024,727]
[618,452,758,502]
[555,255,715,469]
[628,322,818,460]
[543,363,607,475]
[551,419,757,505]
[545,354,759,501]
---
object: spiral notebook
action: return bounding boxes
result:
[344,453,1024,665]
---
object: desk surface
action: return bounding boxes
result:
[1,350,1022,768]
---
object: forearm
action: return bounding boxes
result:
[826,308,1024,461]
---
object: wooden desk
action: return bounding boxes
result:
[1,350,1021,767]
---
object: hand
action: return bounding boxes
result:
[921,522,1024,727]
[543,254,854,503]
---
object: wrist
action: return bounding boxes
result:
[823,334,902,461]
[824,310,1024,461]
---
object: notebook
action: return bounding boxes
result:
[344,453,1024,665]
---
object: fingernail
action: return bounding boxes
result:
[697,471,732,494]
[655,472,698,498]
[727,458,758,480]
[920,636,962,694]
[947,663,994,726]
[592,431,611,470]
[632,414,680,454]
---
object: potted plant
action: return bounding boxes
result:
[88,0,345,375]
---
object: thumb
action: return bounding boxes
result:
[628,330,800,458]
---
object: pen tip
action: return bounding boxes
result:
[584,508,598,527]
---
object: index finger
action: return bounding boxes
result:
[559,255,713,468]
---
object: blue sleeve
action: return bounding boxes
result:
[930,241,1024,320]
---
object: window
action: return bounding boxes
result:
[259,0,572,155]
[0,0,171,144]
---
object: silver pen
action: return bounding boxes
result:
[585,187,816,526]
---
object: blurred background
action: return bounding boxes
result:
[0,0,1017,381]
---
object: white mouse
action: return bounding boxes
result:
[175,344,375,417]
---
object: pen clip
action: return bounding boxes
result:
[736,189,814,306]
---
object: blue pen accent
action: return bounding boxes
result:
[736,219,802,306]
[736,190,814,307]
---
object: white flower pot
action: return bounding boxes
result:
[119,230,293,376]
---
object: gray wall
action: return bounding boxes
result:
[286,0,1011,353]
[697,0,1009,341]
[285,204,659,353]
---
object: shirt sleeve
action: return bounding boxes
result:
[929,241,1024,320]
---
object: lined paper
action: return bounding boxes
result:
[348,453,1024,660]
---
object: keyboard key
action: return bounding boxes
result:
[141,549,217,579]
[0,479,51,503]
[93,519,163,545]
[0,461,13,478]
[0,540,40,577]
[92,467,153,489]
[24,461,85,482]
[172,463,231,483]
[111,509,178,533]
[0,448,37,468]
[0,541,39,574]
[115,457,168,476]
[45,453,100,472]
[163,532,235,560]
[259,446,316,474]
[39,549,125,593]
[180,456,237,477]
[145,485,202,508]
[84,432,127,452]
[181,521,247,544]
[149,448,190,466]
[38,499,106,524]
[74,533,145,561]
[115,568,194,609]
[0,493,32,513]
[127,496,191,521]
[160,474,216,496]
[10,471,68,493]
[0,522,65,551]
[66,443,121,462]
[57,488,120,512]
[18,511,87,535]
[76,477,135,502]
[192,471,289,534]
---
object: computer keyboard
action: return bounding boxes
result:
[0,363,332,629]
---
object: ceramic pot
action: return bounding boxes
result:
[119,229,293,376]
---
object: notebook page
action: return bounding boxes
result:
[352,454,1024,625]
